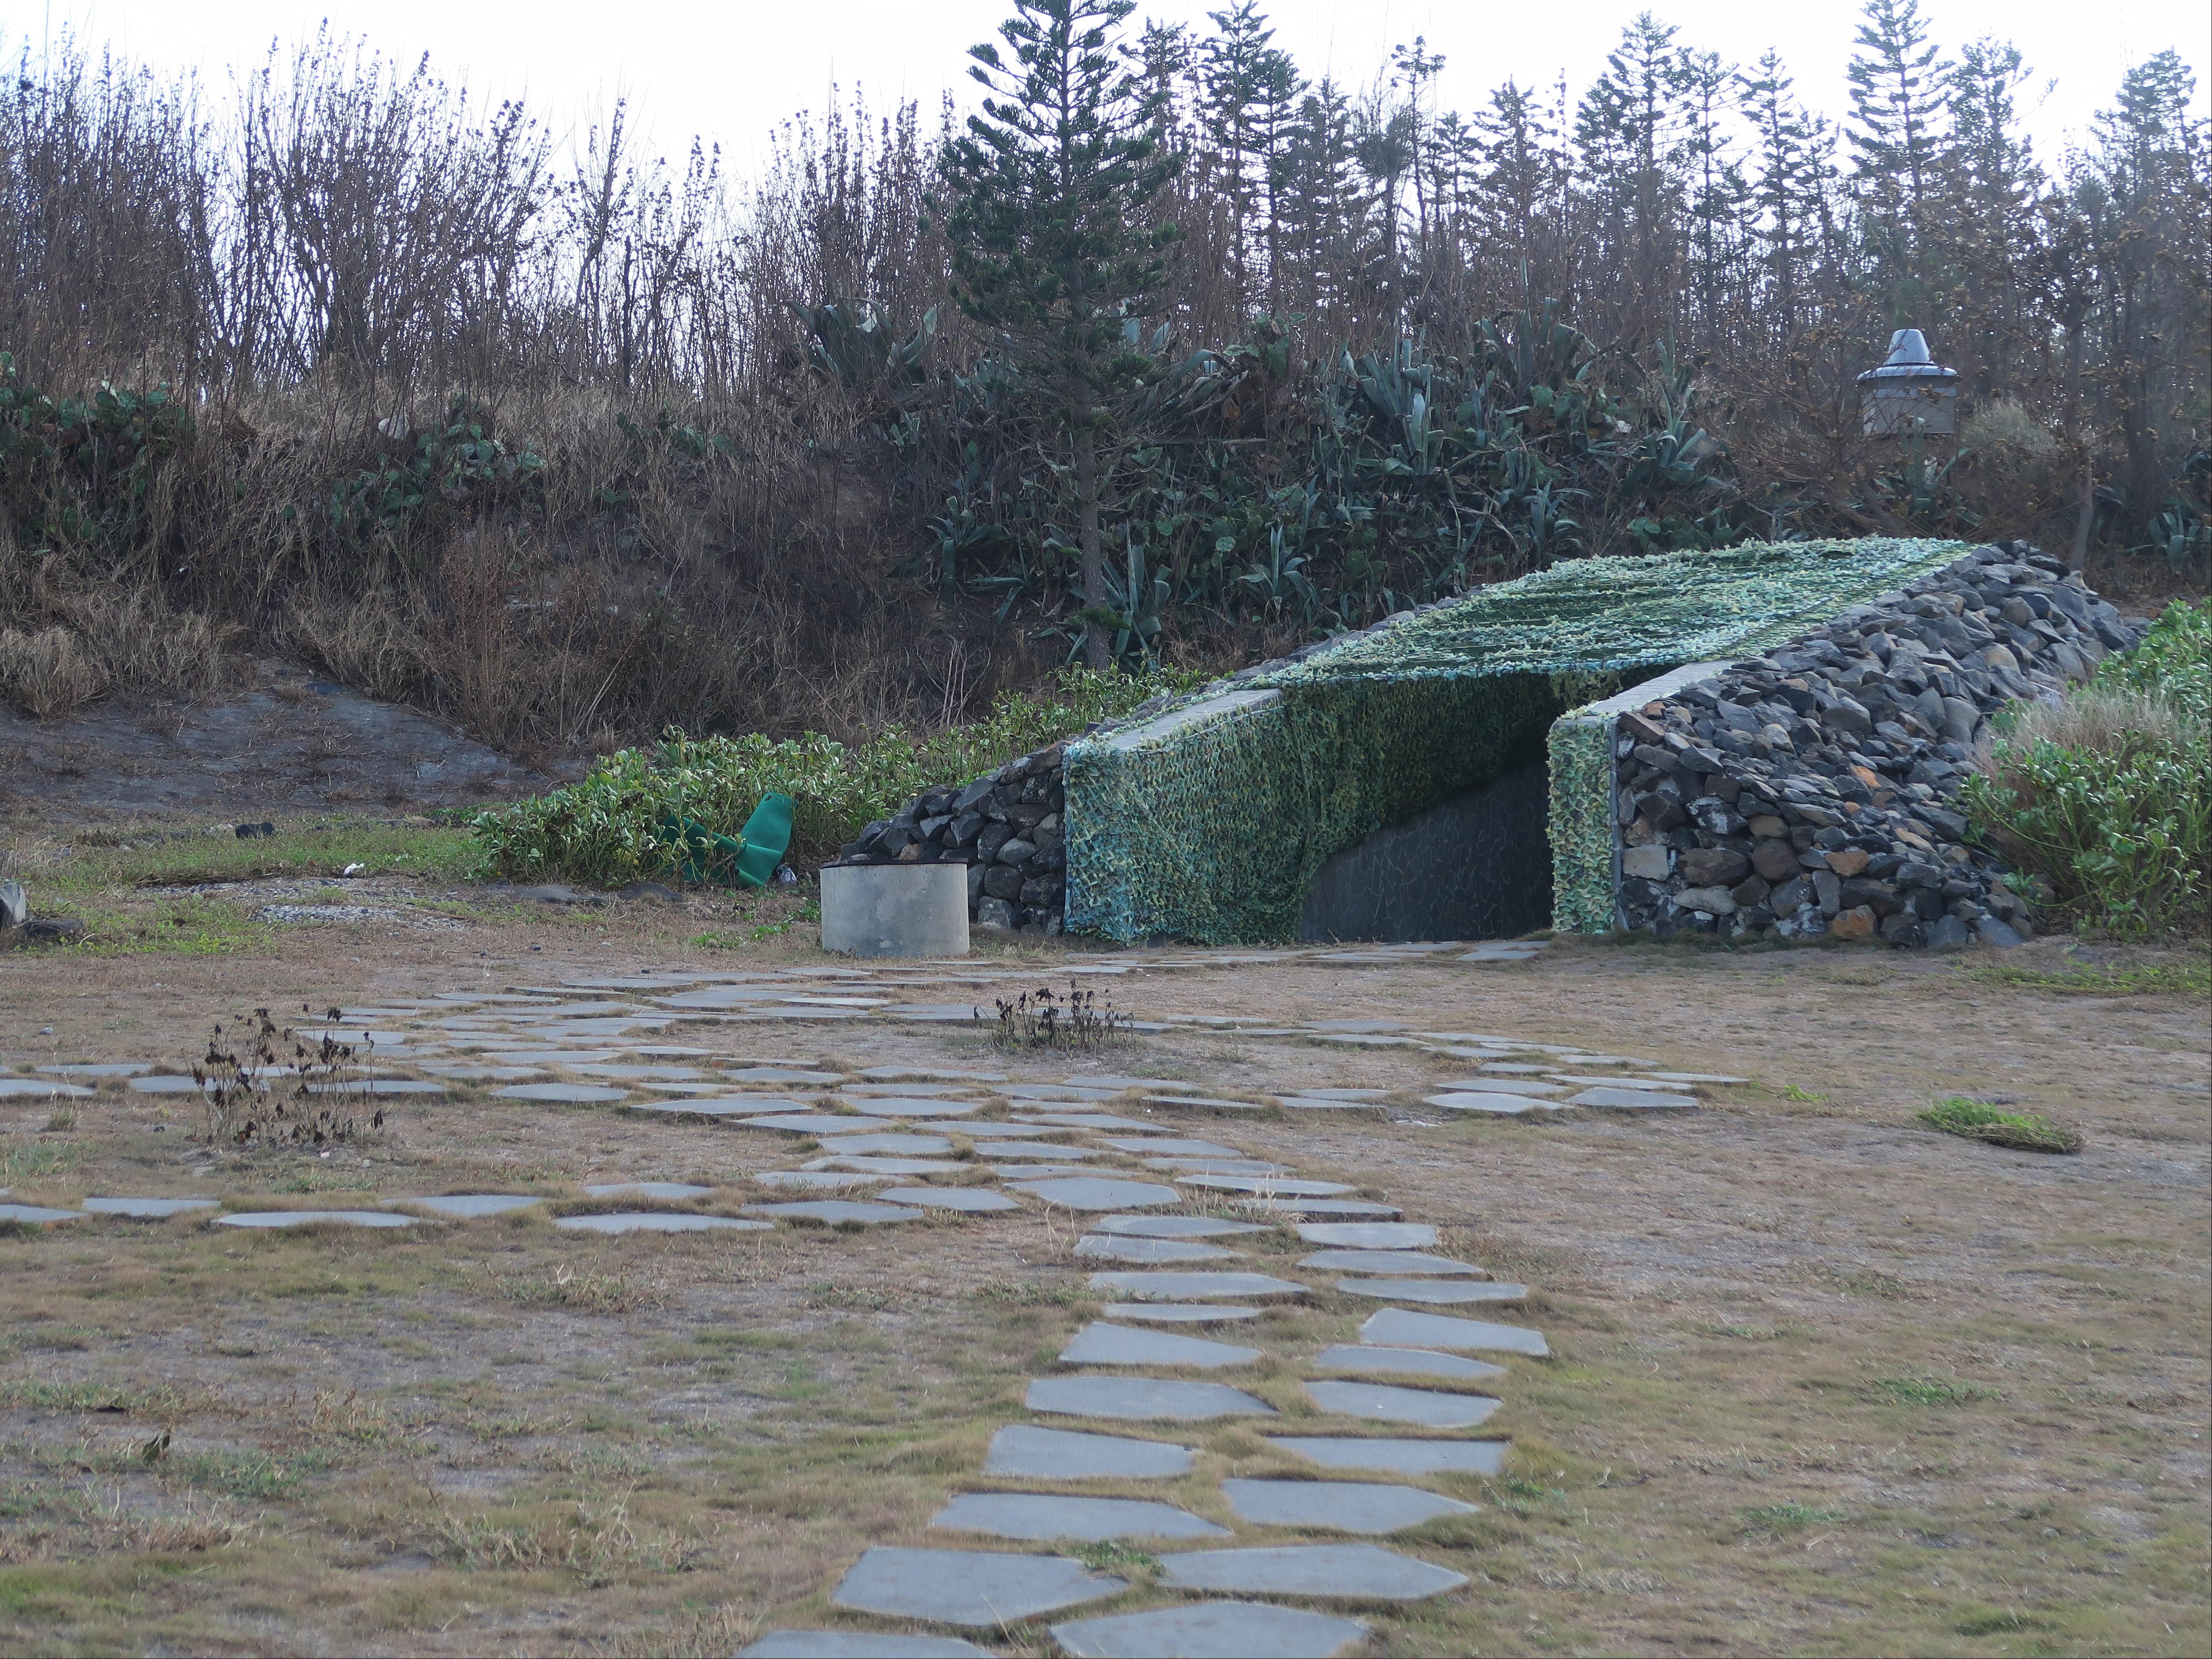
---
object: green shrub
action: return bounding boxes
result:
[1963,600,2211,939]
[471,667,1203,886]
[1917,1096,2083,1154]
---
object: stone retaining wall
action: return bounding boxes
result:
[1601,541,2138,946]
[834,743,1069,935]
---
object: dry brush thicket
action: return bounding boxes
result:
[0,2,2204,750]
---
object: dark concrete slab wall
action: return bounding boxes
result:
[1297,759,1552,943]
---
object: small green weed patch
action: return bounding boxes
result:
[1741,1502,1845,1533]
[1875,1373,1997,1407]
[45,820,482,893]
[1964,956,2211,998]
[1919,1096,2083,1154]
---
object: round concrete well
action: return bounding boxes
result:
[820,863,970,957]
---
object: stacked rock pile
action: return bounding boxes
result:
[1615,541,2140,947]
[836,743,1070,934]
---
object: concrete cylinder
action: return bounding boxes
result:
[819,863,971,957]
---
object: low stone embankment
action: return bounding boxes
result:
[835,744,1069,934]
[1614,541,2138,946]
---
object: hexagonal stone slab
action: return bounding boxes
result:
[1101,1303,1262,1323]
[877,1188,1021,1213]
[812,1156,970,1176]
[1156,1542,1465,1600]
[1018,1113,1163,1131]
[740,1632,988,1658]
[1567,1086,1699,1111]
[629,1097,789,1118]
[1266,1437,1509,1477]
[970,1141,1103,1161]
[556,1212,772,1235]
[1000,1084,1122,1101]
[743,1200,918,1227]
[1222,1479,1478,1535]
[215,1210,416,1229]
[1312,1345,1503,1383]
[1361,1307,1548,1356]
[1295,1222,1436,1250]
[1299,1250,1479,1276]
[1074,1235,1234,1265]
[1060,1322,1261,1370]
[1426,1091,1558,1115]
[1027,1376,1273,1421]
[80,1196,218,1218]
[1095,1215,1270,1240]
[494,1082,629,1103]
[585,1181,711,1200]
[0,1078,94,1097]
[1051,1600,1368,1658]
[1178,1175,1352,1196]
[1088,1271,1307,1301]
[829,1547,1124,1628]
[931,1492,1227,1542]
[1432,1078,1567,1096]
[1336,1279,1527,1305]
[1305,1380,1501,1429]
[1009,1177,1180,1212]
[803,1133,953,1156]
[389,1194,544,1218]
[983,1425,1192,1481]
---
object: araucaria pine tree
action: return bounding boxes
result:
[940,0,1182,668]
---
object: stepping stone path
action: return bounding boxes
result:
[38,950,1700,1649]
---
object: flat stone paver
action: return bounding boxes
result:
[1026,1376,1273,1421]
[1312,1345,1503,1382]
[34,1062,153,1076]
[80,1197,218,1218]
[585,1181,711,1199]
[628,1098,786,1118]
[852,1098,985,1118]
[877,1188,1021,1212]
[1018,1113,1162,1131]
[1295,1222,1437,1250]
[1156,1542,1466,1601]
[931,1492,1227,1541]
[1432,1078,1567,1096]
[982,1425,1192,1480]
[1646,1071,1748,1084]
[729,1115,884,1134]
[1305,1380,1501,1429]
[1299,1250,1481,1276]
[1099,1303,1262,1322]
[743,1200,918,1227]
[1426,1091,1558,1115]
[1567,1086,1699,1110]
[493,1082,629,1102]
[1177,1174,1354,1197]
[1237,1199,1401,1220]
[1267,1437,1510,1477]
[1051,1600,1369,1658]
[1361,1307,1549,1356]
[1008,1176,1181,1212]
[556,1212,772,1234]
[1060,1322,1261,1369]
[1094,1215,1271,1239]
[0,1203,81,1224]
[216,1210,416,1229]
[1222,1478,1478,1535]
[740,1631,989,1658]
[126,1076,208,1093]
[813,1156,969,1175]
[0,1078,95,1097]
[829,1547,1124,1628]
[1000,1084,1122,1101]
[1074,1235,1234,1265]
[968,1141,1102,1160]
[389,1194,544,1218]
[803,1133,954,1155]
[1337,1278,1528,1305]
[1088,1271,1307,1301]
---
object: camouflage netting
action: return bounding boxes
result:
[1064,537,1971,945]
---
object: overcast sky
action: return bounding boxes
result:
[23,0,2211,180]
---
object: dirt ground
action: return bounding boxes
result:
[1,890,2206,1658]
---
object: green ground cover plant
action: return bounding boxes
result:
[38,820,483,894]
[470,667,1202,885]
[1965,599,2212,940]
[1917,1096,2084,1154]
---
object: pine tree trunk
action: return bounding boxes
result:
[1074,422,1108,669]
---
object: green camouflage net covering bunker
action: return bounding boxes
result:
[1063,537,1970,944]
